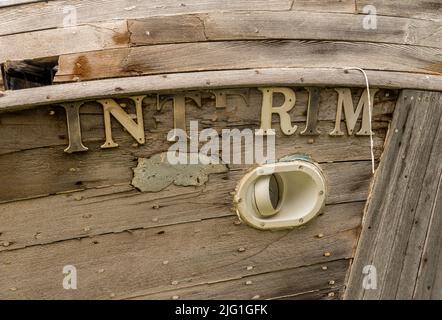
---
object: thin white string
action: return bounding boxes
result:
[343,67,375,174]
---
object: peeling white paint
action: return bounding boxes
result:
[131,152,227,192]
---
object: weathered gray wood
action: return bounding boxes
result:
[0,69,434,114]
[0,88,395,154]
[129,11,442,48]
[0,86,388,207]
[272,286,344,300]
[2,68,436,114]
[413,176,442,299]
[0,207,360,299]
[0,87,379,300]
[0,21,129,63]
[0,0,44,8]
[0,4,438,64]
[0,0,437,38]
[128,259,349,300]
[345,90,442,299]
[394,108,442,299]
[0,0,293,37]
[292,0,355,13]
[0,135,377,202]
[54,41,442,82]
[356,0,442,21]
[0,162,369,251]
[0,0,436,300]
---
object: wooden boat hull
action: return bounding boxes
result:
[0,0,440,300]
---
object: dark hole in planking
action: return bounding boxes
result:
[1,57,59,90]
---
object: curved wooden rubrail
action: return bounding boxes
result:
[0,0,440,300]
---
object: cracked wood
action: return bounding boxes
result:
[54,41,442,83]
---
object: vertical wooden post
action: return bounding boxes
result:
[345,90,442,299]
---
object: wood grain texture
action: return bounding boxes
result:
[0,87,396,154]
[292,0,356,13]
[344,90,442,299]
[0,0,45,8]
[0,133,380,203]
[129,11,442,48]
[0,4,438,64]
[356,0,442,21]
[54,41,442,82]
[129,259,350,299]
[0,0,437,38]
[1,68,437,114]
[0,21,129,63]
[0,0,293,37]
[0,87,393,202]
[0,161,370,250]
[0,84,394,299]
[0,0,436,301]
[0,206,361,299]
[413,173,442,299]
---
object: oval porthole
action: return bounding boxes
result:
[234,156,327,230]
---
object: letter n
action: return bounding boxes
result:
[98,95,146,148]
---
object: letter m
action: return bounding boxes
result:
[330,88,378,136]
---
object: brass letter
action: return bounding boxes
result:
[259,87,297,135]
[330,88,379,136]
[210,90,248,109]
[99,95,146,148]
[158,93,202,135]
[60,102,88,153]
[300,87,321,136]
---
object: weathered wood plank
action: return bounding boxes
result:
[129,15,207,45]
[394,109,442,299]
[1,68,439,113]
[0,207,361,299]
[54,41,442,82]
[128,259,349,300]
[0,0,44,8]
[0,128,376,200]
[272,286,343,300]
[0,162,368,250]
[129,11,441,48]
[1,4,438,63]
[292,0,356,13]
[356,0,442,21]
[344,90,442,299]
[0,87,387,206]
[1,0,438,38]
[0,0,437,39]
[0,0,293,37]
[0,88,395,154]
[0,21,129,63]
[413,175,442,299]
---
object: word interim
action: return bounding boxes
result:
[59,87,378,153]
